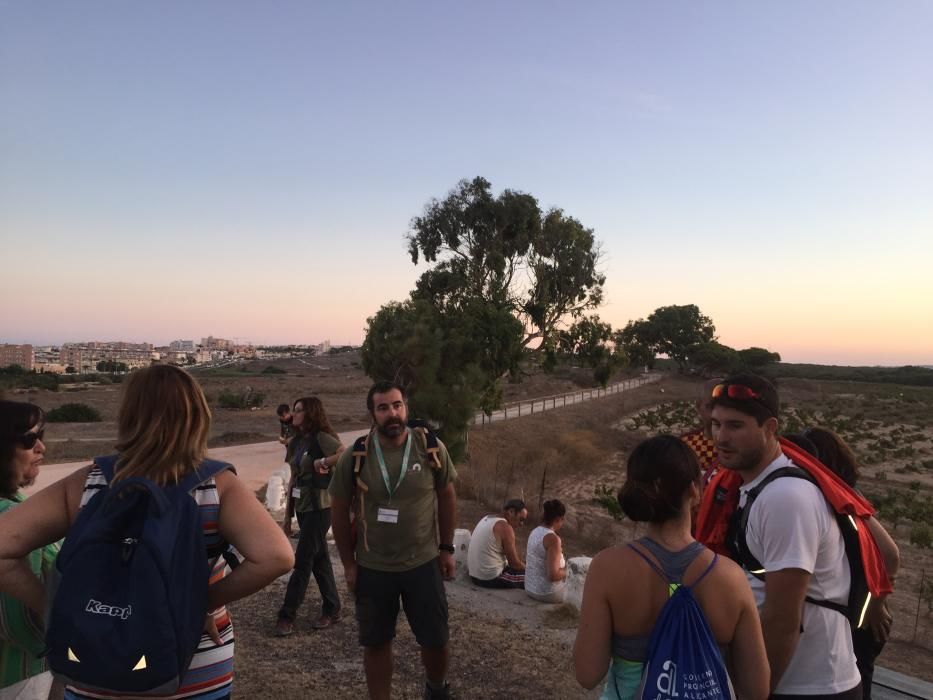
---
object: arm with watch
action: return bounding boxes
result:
[437,482,457,579]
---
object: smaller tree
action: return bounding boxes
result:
[620,304,715,372]
[737,347,781,370]
[558,315,625,386]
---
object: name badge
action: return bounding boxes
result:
[291,487,302,499]
[377,507,399,524]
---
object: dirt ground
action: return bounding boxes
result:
[230,550,594,700]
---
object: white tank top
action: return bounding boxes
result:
[525,525,566,596]
[467,515,507,580]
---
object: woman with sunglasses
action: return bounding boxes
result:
[573,435,769,699]
[0,400,58,700]
[0,366,295,700]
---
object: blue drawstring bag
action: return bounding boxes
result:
[631,546,734,700]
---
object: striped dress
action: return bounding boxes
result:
[65,467,235,700]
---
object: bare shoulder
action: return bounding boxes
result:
[213,467,240,495]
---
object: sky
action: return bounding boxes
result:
[1,2,931,366]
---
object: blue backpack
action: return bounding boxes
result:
[630,545,734,700]
[46,455,233,695]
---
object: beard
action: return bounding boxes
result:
[377,417,407,439]
[718,443,765,473]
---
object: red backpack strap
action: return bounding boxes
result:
[694,469,742,556]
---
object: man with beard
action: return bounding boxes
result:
[709,374,861,699]
[329,381,457,700]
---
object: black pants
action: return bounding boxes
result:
[853,626,886,700]
[278,509,340,620]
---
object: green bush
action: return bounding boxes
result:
[217,389,265,409]
[910,522,933,549]
[261,366,286,374]
[46,403,102,423]
[593,483,624,521]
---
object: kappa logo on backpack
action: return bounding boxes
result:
[627,545,735,700]
[727,438,893,629]
[45,455,233,695]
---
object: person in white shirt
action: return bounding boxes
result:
[710,374,861,699]
[467,498,527,588]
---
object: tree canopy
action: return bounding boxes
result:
[407,176,605,350]
[619,304,715,372]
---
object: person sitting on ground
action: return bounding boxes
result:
[467,498,527,589]
[0,400,60,700]
[524,499,568,603]
[573,435,769,699]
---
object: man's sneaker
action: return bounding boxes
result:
[423,682,451,699]
[311,611,341,630]
[274,619,294,637]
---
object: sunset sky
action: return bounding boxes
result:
[2,2,931,365]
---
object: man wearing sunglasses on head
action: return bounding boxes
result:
[706,375,861,700]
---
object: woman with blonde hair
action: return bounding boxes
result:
[276,396,344,635]
[0,365,294,700]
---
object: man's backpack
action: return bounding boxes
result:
[726,438,893,629]
[628,545,734,700]
[46,455,233,695]
[349,422,442,551]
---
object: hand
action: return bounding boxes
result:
[314,458,329,476]
[866,597,893,643]
[343,560,358,593]
[281,518,292,537]
[438,551,456,580]
[204,612,223,646]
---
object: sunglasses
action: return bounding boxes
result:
[15,429,45,450]
[711,383,762,401]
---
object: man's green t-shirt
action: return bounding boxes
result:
[288,431,342,512]
[329,429,457,573]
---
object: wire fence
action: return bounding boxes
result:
[473,372,661,426]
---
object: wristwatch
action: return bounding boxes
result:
[438,543,455,554]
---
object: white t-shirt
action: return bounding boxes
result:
[467,515,507,580]
[741,454,860,695]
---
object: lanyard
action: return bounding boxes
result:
[372,431,412,500]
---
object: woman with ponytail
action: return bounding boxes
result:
[573,435,769,700]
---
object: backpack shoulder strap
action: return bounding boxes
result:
[351,435,369,492]
[92,454,120,483]
[627,542,670,585]
[178,459,236,493]
[733,466,814,577]
[686,553,719,590]
[411,426,442,470]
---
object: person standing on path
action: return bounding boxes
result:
[709,374,861,698]
[276,397,344,635]
[329,381,458,700]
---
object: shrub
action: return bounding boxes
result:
[593,484,624,521]
[46,403,102,423]
[261,366,286,375]
[217,389,265,409]
[910,522,933,549]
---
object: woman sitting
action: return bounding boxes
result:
[573,435,769,700]
[524,499,567,603]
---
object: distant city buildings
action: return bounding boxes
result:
[0,344,34,371]
[1,336,340,373]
